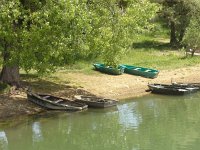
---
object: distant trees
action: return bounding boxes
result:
[183,0,200,53]
[183,19,200,56]
[152,0,193,46]
[0,0,157,86]
[151,0,200,52]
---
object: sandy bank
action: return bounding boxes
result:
[67,65,200,100]
[1,65,200,120]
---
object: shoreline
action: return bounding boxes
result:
[66,65,200,100]
[1,65,200,120]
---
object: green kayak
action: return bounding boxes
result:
[120,64,159,78]
[93,63,124,75]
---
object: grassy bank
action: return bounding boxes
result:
[20,33,200,92]
[1,33,196,106]
[62,34,200,74]
[123,35,200,70]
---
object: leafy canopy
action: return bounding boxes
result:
[183,0,200,50]
[0,0,158,72]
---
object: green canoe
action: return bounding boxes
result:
[93,63,124,75]
[120,64,159,78]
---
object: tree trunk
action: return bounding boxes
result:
[178,28,185,43]
[0,65,20,87]
[0,40,20,87]
[170,21,177,45]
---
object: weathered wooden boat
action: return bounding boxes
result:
[27,92,88,111]
[74,95,118,108]
[148,83,199,95]
[120,64,159,78]
[172,82,200,89]
[93,63,124,75]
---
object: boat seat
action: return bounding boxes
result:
[54,99,63,103]
[43,95,50,99]
[134,68,140,70]
[144,69,151,72]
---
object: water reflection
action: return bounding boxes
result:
[1,93,200,150]
[118,102,142,130]
[32,122,43,143]
[0,131,8,150]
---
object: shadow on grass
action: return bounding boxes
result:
[20,74,90,98]
[132,40,175,51]
[20,73,39,80]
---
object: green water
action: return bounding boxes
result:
[1,93,200,150]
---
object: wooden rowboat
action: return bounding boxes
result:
[93,63,124,75]
[172,82,200,89]
[27,92,88,111]
[74,95,118,108]
[148,83,199,95]
[120,64,159,78]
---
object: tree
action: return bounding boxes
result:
[0,0,158,87]
[153,0,193,46]
[90,0,158,66]
[183,0,200,55]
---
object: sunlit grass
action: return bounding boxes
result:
[18,32,200,93]
[63,34,200,73]
[121,34,200,70]
[121,49,200,70]
[21,33,200,79]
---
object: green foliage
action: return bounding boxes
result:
[183,19,200,50]
[183,1,200,50]
[96,0,158,66]
[0,82,10,94]
[48,33,200,74]
[123,33,200,70]
[152,0,198,45]
[0,0,158,74]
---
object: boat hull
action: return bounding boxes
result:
[27,92,88,111]
[120,64,159,78]
[93,63,124,75]
[148,84,198,95]
[74,95,118,108]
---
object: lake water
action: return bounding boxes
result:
[1,92,200,150]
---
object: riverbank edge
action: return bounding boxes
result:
[1,65,200,120]
[0,89,150,121]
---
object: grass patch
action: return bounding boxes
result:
[58,60,102,75]
[0,82,10,94]
[21,33,200,82]
[122,34,200,70]
[61,34,200,73]
[121,49,200,70]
